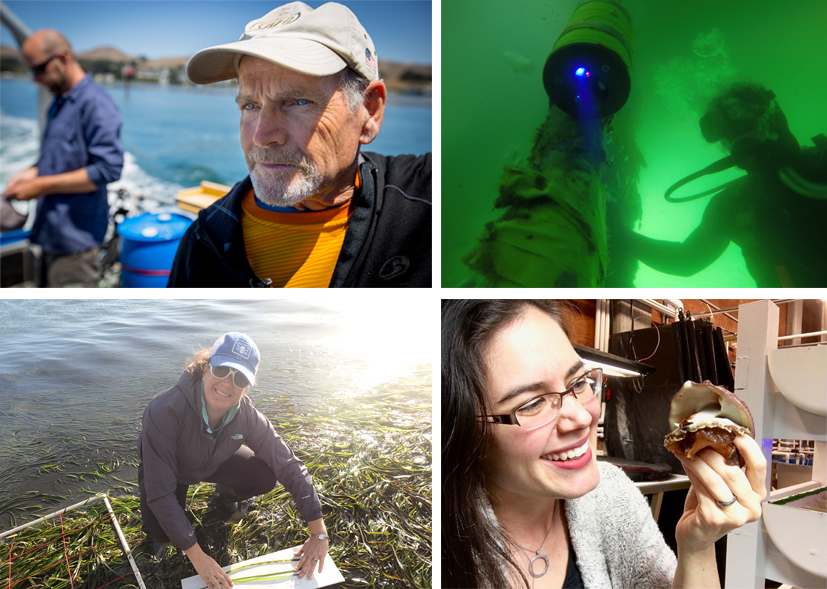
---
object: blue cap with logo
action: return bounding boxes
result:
[209,333,260,385]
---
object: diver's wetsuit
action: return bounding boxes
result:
[628,143,827,287]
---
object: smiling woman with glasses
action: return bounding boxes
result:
[137,332,330,588]
[442,300,766,589]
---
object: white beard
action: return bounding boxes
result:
[249,165,324,207]
[245,147,325,207]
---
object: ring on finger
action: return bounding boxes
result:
[716,495,738,507]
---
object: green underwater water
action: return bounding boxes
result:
[442,0,827,287]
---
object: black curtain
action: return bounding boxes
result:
[604,316,733,472]
[606,322,684,472]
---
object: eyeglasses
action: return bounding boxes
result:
[481,368,604,431]
[210,365,251,389]
[30,54,60,76]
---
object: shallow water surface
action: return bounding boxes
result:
[0,297,432,530]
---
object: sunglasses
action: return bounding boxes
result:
[210,365,251,389]
[30,54,60,76]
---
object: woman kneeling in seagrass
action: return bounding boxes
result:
[442,300,766,589]
[138,332,329,588]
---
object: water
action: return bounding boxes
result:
[0,77,432,202]
[0,297,432,529]
[442,0,827,287]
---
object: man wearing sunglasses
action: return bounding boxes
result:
[2,29,123,287]
[138,333,329,588]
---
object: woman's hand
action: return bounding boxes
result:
[184,543,234,588]
[675,434,767,552]
[294,535,329,580]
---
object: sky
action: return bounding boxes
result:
[0,1,432,64]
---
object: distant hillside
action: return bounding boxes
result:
[76,46,136,63]
[0,44,431,89]
[0,45,24,73]
[0,45,20,59]
[136,54,431,89]
[379,61,431,91]
[0,44,140,74]
[0,44,135,63]
[141,56,189,69]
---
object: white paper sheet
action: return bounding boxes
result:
[181,546,344,589]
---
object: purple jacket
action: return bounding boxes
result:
[138,371,322,550]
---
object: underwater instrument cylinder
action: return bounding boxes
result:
[543,0,633,118]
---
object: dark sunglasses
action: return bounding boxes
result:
[210,365,251,389]
[30,54,60,76]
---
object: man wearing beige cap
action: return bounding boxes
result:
[168,2,431,288]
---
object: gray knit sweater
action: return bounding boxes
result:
[488,462,677,589]
[566,462,676,588]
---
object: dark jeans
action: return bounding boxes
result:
[138,445,277,543]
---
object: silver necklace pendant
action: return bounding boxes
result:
[529,552,550,578]
[511,500,558,580]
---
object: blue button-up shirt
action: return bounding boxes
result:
[32,73,124,254]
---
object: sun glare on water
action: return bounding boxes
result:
[324,298,433,389]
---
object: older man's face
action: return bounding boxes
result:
[236,56,365,207]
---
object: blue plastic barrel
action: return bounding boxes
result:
[0,229,31,247]
[117,212,193,287]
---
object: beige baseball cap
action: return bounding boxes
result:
[187,2,379,84]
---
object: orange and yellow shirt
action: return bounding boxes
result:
[241,189,355,287]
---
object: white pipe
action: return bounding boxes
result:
[821,302,827,343]
[772,341,826,349]
[0,2,50,138]
[0,2,32,45]
[606,299,611,350]
[594,299,604,351]
[103,496,148,589]
[595,299,609,352]
[663,299,683,312]
[786,300,804,346]
[599,299,606,352]
[638,299,679,320]
[602,299,608,351]
[0,495,103,541]
[0,494,148,589]
[597,299,610,352]
[778,330,827,341]
[604,299,611,351]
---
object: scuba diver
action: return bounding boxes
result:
[622,82,827,287]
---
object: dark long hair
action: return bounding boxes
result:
[441,299,570,589]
